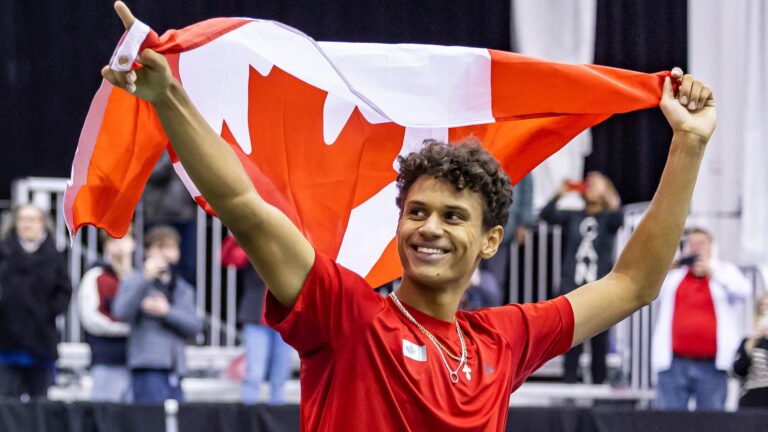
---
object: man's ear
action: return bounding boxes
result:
[479,225,504,259]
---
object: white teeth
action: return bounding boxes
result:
[417,247,445,255]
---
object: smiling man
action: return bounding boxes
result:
[102,3,716,430]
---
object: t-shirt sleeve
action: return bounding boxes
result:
[264,251,383,357]
[475,296,574,389]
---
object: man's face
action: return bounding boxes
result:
[396,176,501,289]
[147,240,180,266]
[684,232,712,260]
[584,172,607,204]
[15,206,45,243]
[105,235,135,259]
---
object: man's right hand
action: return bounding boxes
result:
[143,251,169,281]
[691,254,712,278]
[100,1,175,104]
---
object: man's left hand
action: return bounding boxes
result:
[659,68,716,144]
[141,293,170,317]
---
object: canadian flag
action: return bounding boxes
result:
[65,17,667,287]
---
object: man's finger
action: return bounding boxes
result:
[670,67,684,79]
[101,66,127,89]
[678,74,694,106]
[136,49,164,69]
[661,76,674,101]
[687,82,703,111]
[114,1,136,30]
[698,87,713,110]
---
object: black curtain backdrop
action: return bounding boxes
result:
[0,0,510,200]
[588,0,688,204]
[2,1,687,203]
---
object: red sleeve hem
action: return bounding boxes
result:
[263,250,321,333]
[552,295,575,354]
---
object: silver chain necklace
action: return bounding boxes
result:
[389,293,471,384]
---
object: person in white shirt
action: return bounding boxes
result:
[652,227,751,411]
[77,229,135,402]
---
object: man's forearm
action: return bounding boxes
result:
[613,132,706,303]
[152,80,261,232]
[150,80,315,307]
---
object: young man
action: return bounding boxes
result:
[112,225,203,403]
[540,172,623,384]
[103,2,716,428]
[77,229,135,402]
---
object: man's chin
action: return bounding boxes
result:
[405,265,455,287]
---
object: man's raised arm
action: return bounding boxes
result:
[565,69,716,345]
[102,2,314,307]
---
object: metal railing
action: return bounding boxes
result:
[9,177,765,395]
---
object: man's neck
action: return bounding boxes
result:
[585,201,604,215]
[18,234,46,253]
[395,277,466,322]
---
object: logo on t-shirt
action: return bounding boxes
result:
[402,339,427,362]
[574,216,599,285]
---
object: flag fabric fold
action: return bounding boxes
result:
[65,17,668,287]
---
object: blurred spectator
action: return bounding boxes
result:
[460,268,502,311]
[540,172,623,384]
[733,292,768,409]
[480,174,534,302]
[143,151,198,284]
[77,229,135,402]
[113,225,203,404]
[0,204,71,400]
[222,235,293,405]
[652,227,750,411]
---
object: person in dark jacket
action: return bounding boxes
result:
[77,229,135,402]
[540,172,623,384]
[734,292,768,409]
[143,151,198,284]
[112,225,203,404]
[0,204,72,399]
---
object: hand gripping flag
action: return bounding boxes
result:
[65,17,669,287]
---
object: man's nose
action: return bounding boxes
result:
[418,214,443,238]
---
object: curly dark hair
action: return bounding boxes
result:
[395,139,512,230]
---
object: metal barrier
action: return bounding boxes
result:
[9,177,765,396]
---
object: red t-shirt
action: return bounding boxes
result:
[266,252,574,431]
[672,270,717,358]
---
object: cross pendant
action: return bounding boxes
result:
[462,364,472,381]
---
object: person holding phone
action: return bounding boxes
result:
[77,229,136,402]
[651,228,751,411]
[733,292,768,409]
[112,225,204,404]
[540,172,623,384]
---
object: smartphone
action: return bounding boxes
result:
[566,181,586,193]
[678,254,699,266]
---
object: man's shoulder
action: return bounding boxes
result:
[664,267,688,282]
[173,276,195,293]
[79,266,105,287]
[710,258,741,274]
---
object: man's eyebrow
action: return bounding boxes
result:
[406,200,471,214]
[406,200,426,207]
[445,204,471,214]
